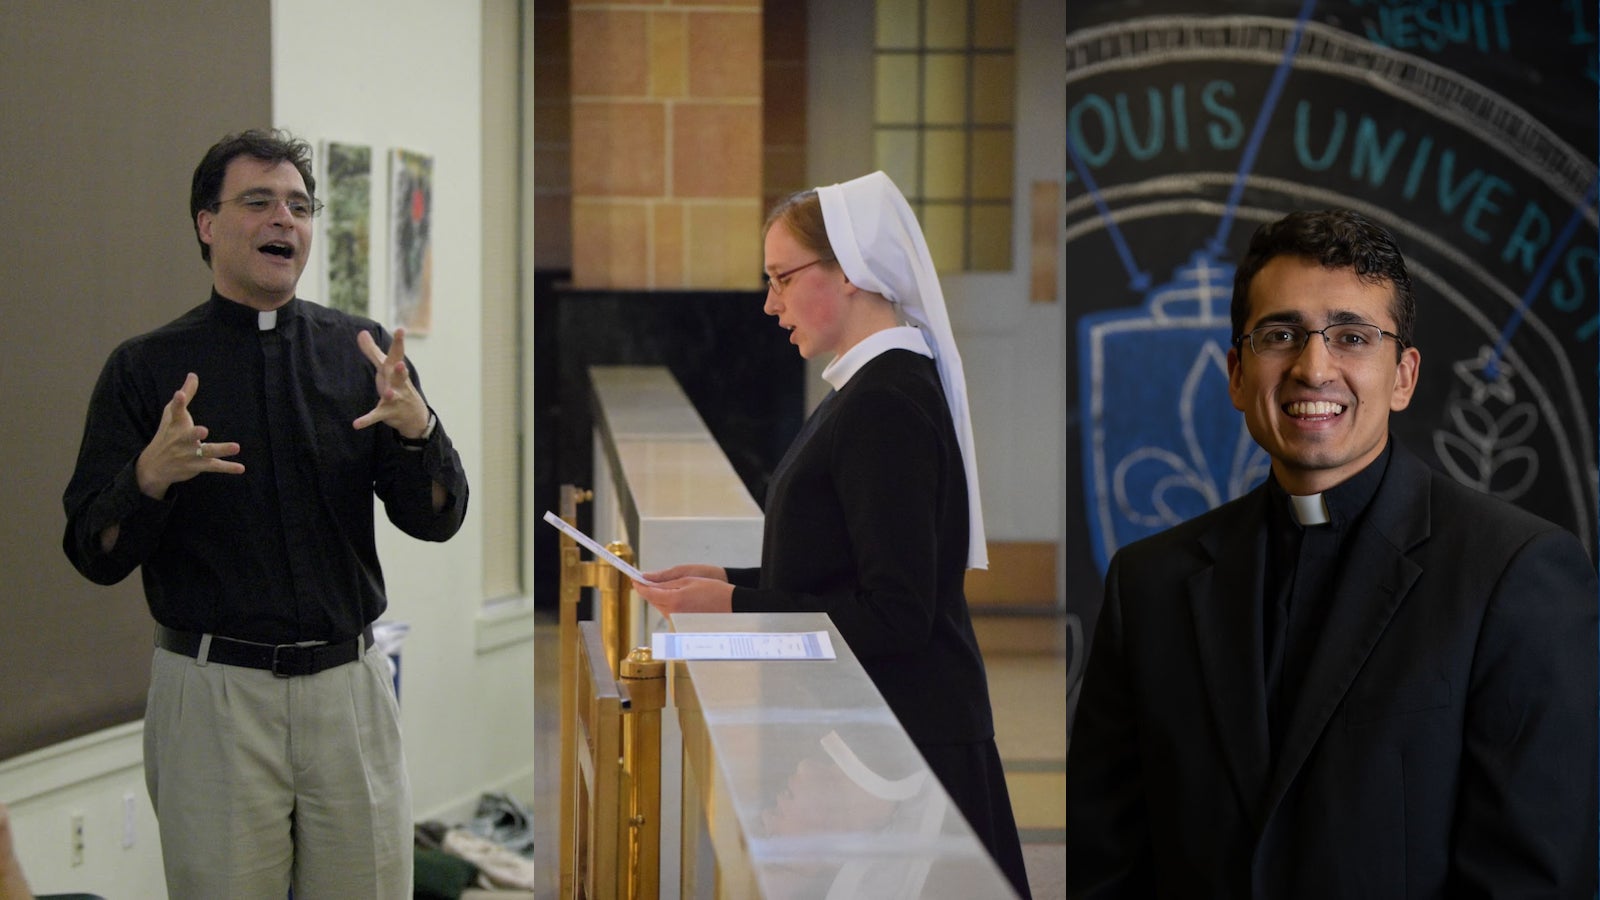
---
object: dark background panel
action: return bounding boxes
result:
[0,0,273,761]
[531,276,805,605]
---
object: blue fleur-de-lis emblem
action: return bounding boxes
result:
[1079,251,1271,574]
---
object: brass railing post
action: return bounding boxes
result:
[620,647,666,899]
[599,540,636,671]
[557,485,593,900]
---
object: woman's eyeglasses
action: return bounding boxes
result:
[764,258,831,295]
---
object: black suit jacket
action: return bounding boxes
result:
[1065,440,1598,898]
[728,349,994,746]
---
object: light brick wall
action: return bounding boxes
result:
[570,0,764,289]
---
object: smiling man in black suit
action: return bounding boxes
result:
[1065,209,1597,898]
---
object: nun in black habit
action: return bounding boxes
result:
[633,171,1030,898]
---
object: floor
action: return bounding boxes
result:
[976,614,1068,899]
[528,609,1068,899]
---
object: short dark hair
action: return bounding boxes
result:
[190,129,316,265]
[1231,209,1415,349]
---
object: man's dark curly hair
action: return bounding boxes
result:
[1230,209,1415,350]
[190,129,317,266]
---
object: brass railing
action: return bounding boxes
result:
[573,619,626,899]
[557,485,662,899]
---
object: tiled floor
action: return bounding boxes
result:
[529,610,1068,899]
[976,614,1069,900]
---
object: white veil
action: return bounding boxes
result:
[816,172,988,569]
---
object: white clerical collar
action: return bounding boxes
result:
[258,309,277,331]
[821,326,933,390]
[1289,492,1330,526]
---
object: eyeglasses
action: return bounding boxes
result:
[764,258,831,295]
[213,191,325,220]
[1235,322,1407,358]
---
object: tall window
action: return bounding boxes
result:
[874,0,1016,271]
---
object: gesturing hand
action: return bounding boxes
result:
[353,327,430,438]
[135,372,244,500]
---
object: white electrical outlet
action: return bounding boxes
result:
[70,812,85,867]
[123,794,137,849]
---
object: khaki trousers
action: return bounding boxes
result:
[144,641,412,899]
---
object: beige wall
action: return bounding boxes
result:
[271,0,538,842]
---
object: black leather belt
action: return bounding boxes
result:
[155,625,373,677]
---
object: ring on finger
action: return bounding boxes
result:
[195,443,204,458]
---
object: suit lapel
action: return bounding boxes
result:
[1261,444,1429,813]
[1190,492,1273,818]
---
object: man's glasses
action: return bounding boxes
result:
[1235,322,1407,358]
[214,191,325,220]
[764,258,831,295]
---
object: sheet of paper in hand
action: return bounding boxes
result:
[541,510,653,584]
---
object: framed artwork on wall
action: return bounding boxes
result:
[389,147,434,335]
[320,140,372,318]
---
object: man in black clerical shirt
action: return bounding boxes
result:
[1064,209,1597,897]
[63,129,468,899]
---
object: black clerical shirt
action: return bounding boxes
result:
[63,292,468,644]
[1262,444,1389,756]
